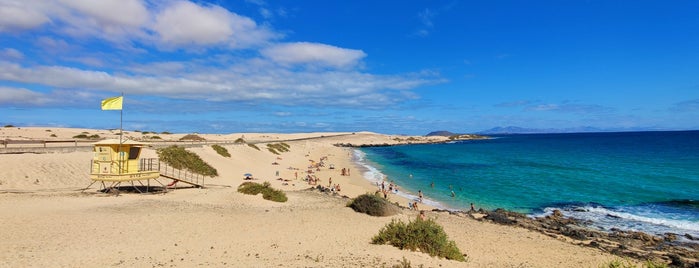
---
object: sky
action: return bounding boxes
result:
[1,0,698,135]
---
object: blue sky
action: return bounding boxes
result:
[1,0,698,135]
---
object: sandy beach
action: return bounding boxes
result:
[0,127,620,267]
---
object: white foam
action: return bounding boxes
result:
[353,149,447,210]
[536,205,699,241]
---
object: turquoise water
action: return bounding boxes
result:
[356,131,699,238]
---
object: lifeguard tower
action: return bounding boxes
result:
[86,139,207,193]
[89,95,206,193]
[88,139,161,192]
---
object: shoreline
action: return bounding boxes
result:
[0,126,696,266]
[347,139,699,265]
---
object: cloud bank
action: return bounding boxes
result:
[0,0,440,111]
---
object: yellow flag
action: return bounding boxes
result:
[101,96,123,110]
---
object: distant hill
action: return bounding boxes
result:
[478,126,551,134]
[425,130,456,137]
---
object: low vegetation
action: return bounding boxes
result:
[234,138,246,144]
[211,144,230,157]
[247,143,260,150]
[73,134,100,139]
[50,134,57,137]
[179,134,205,141]
[157,146,218,176]
[448,134,488,140]
[347,193,400,217]
[161,131,172,134]
[3,124,14,128]
[266,143,291,155]
[372,218,466,262]
[237,181,287,202]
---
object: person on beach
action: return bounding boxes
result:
[419,210,426,221]
[328,177,332,187]
[412,202,419,210]
[470,203,475,212]
[430,182,434,188]
[418,190,423,203]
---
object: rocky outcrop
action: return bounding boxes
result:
[434,208,699,267]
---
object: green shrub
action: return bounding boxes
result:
[262,187,288,202]
[179,134,205,141]
[50,134,57,137]
[211,144,231,157]
[247,143,260,150]
[157,146,218,176]
[238,181,268,195]
[150,136,162,139]
[266,143,291,155]
[237,181,287,202]
[347,193,400,217]
[372,218,466,262]
[234,138,246,144]
[73,132,101,139]
[161,131,172,134]
[3,124,14,128]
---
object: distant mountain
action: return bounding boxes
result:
[478,126,606,134]
[425,130,456,136]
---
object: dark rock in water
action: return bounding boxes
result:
[484,210,517,225]
[685,234,698,241]
[664,233,679,242]
[572,207,587,212]
[554,210,565,218]
[606,214,621,219]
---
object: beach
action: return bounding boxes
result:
[1,127,622,267]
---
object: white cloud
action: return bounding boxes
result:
[153,1,275,48]
[59,0,148,28]
[261,42,367,69]
[0,1,276,49]
[0,1,52,32]
[0,1,440,111]
[0,48,24,60]
[530,104,559,111]
[0,59,440,108]
[0,87,49,105]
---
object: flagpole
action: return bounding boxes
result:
[118,93,124,174]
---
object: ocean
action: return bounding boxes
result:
[355,131,699,240]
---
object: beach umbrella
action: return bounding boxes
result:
[244,173,253,177]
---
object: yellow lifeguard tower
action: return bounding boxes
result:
[88,139,161,192]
